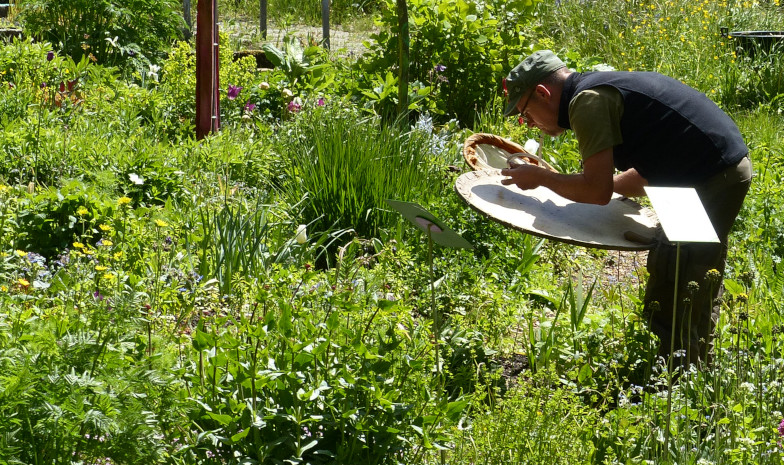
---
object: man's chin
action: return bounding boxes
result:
[542,127,564,137]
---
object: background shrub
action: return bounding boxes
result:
[16,0,184,70]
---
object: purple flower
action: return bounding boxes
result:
[227,85,242,100]
[779,418,784,437]
[93,290,104,301]
[287,100,302,113]
[40,82,47,89]
[317,97,326,107]
[244,101,257,112]
[46,51,55,62]
[434,64,447,73]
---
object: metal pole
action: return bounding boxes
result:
[260,0,267,40]
[321,0,330,50]
[182,0,192,40]
[396,0,409,116]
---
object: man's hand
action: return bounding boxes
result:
[498,148,616,205]
[500,164,547,190]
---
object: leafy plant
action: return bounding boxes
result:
[361,0,542,125]
[17,0,184,69]
[277,107,446,240]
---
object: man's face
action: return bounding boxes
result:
[517,85,564,137]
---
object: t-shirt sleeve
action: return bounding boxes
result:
[568,86,624,160]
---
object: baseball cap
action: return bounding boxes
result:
[503,50,566,117]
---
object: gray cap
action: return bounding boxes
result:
[503,50,566,117]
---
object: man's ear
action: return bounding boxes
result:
[535,83,552,100]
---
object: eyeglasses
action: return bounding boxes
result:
[516,88,535,124]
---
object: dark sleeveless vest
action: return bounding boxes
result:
[558,72,747,186]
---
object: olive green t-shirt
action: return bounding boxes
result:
[567,86,624,160]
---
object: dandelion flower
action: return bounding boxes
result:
[155,219,169,228]
[18,278,30,287]
[95,265,107,271]
[15,250,27,257]
[99,224,111,231]
[73,242,85,249]
[77,206,89,216]
[118,196,132,206]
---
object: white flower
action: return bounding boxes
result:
[258,81,270,90]
[129,173,145,185]
[148,64,161,82]
[523,138,540,155]
[282,88,293,98]
[295,224,307,244]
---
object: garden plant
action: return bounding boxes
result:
[1,0,784,464]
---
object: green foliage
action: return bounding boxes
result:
[534,0,784,111]
[17,0,184,70]
[0,1,784,464]
[452,370,599,464]
[180,268,454,464]
[276,108,446,239]
[14,180,115,259]
[361,0,541,125]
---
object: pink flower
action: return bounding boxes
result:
[287,100,302,113]
[244,101,256,112]
[227,85,242,100]
[317,97,326,107]
[779,418,784,437]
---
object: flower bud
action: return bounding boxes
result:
[295,224,307,244]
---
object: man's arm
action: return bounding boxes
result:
[500,148,615,205]
[613,168,648,197]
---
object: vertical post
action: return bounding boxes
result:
[259,0,267,40]
[321,0,330,50]
[196,0,220,139]
[396,0,409,116]
[182,0,192,40]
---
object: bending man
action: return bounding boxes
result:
[501,50,752,364]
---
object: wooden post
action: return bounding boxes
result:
[321,0,330,50]
[396,0,409,116]
[196,0,220,139]
[259,0,267,39]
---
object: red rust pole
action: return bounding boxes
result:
[196,0,219,139]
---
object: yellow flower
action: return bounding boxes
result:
[99,224,112,231]
[101,239,114,247]
[118,196,132,206]
[17,278,30,287]
[95,265,108,271]
[77,206,89,216]
[155,219,169,228]
[113,251,124,260]
[103,273,115,280]
[15,250,27,257]
[1,285,7,292]
[73,242,85,249]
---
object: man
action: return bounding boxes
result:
[500,50,752,365]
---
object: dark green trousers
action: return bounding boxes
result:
[643,156,752,365]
